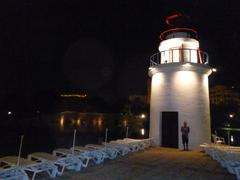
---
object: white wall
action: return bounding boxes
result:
[149,64,211,149]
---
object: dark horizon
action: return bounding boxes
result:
[0,0,240,105]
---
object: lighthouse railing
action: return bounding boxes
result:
[150,48,209,67]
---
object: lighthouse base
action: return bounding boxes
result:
[149,63,212,150]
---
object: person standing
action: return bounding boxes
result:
[181,122,190,151]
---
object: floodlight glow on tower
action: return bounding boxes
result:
[148,14,212,149]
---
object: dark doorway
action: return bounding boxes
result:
[161,111,178,148]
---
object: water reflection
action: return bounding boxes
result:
[60,116,64,129]
[0,111,137,157]
[98,118,102,127]
[57,112,120,134]
[76,119,81,126]
[123,120,128,127]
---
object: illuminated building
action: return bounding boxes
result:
[60,94,87,98]
[148,14,212,149]
[58,93,88,111]
[209,85,240,107]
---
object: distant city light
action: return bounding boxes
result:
[140,114,146,118]
[141,128,145,136]
[229,114,234,118]
[212,68,217,72]
[60,94,87,98]
[231,135,234,143]
[8,111,12,115]
[225,123,231,127]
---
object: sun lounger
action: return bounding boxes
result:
[0,167,28,180]
[102,143,130,156]
[72,146,107,164]
[124,138,152,148]
[123,138,152,150]
[28,152,82,175]
[0,156,57,180]
[53,148,93,168]
[119,139,144,151]
[212,134,225,144]
[85,144,118,159]
[110,140,140,152]
[203,144,240,179]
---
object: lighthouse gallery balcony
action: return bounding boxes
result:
[150,48,209,67]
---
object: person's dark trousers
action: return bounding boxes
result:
[182,135,189,150]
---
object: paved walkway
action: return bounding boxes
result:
[43,148,235,180]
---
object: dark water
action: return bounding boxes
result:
[0,111,145,158]
[1,111,238,158]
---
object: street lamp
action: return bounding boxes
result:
[212,68,217,72]
[231,135,234,144]
[229,114,234,118]
[140,114,146,119]
[227,113,234,145]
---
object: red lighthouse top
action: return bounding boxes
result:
[160,13,198,41]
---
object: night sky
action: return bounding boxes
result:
[0,0,240,103]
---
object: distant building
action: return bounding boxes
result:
[209,85,240,107]
[58,93,88,112]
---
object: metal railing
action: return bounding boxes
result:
[150,48,209,67]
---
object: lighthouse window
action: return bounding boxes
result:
[190,49,198,63]
[172,49,180,63]
[158,48,202,64]
[161,51,168,64]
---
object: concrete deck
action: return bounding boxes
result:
[42,147,235,180]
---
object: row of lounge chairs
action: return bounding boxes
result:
[0,138,152,180]
[201,143,240,180]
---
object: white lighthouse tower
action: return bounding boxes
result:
[149,14,213,149]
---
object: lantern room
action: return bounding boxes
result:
[150,14,208,66]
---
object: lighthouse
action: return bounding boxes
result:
[149,14,213,149]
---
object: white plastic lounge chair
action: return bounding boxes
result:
[125,138,152,148]
[202,144,240,179]
[108,141,132,152]
[110,140,140,152]
[0,167,28,180]
[123,139,146,150]
[212,134,225,144]
[53,148,93,168]
[119,139,143,151]
[28,152,82,175]
[72,146,107,164]
[85,144,118,159]
[0,156,57,180]
[102,143,130,156]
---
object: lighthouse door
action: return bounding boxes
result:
[161,112,178,148]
